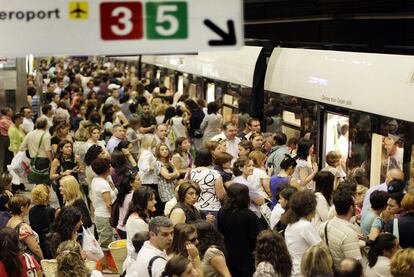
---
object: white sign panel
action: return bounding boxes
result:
[0,0,243,57]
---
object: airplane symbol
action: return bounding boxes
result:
[69,2,88,20]
[71,3,86,18]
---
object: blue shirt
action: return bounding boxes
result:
[269,175,291,209]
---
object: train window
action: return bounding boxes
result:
[324,113,349,170]
[178,75,184,93]
[282,111,300,127]
[370,133,404,185]
[206,83,215,103]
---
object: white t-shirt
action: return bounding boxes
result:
[285,218,322,277]
[91,176,116,218]
[270,203,285,229]
[312,192,330,232]
[233,175,262,217]
[247,167,270,200]
[126,213,149,259]
[191,168,222,211]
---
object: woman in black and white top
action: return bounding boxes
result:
[189,148,226,221]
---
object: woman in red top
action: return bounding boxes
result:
[0,227,42,277]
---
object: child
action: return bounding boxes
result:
[123,231,149,274]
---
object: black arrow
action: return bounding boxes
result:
[204,19,236,46]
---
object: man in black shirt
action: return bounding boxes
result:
[139,103,156,134]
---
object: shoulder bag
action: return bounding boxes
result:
[28,131,50,184]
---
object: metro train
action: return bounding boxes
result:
[114,46,414,187]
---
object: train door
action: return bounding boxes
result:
[322,111,350,171]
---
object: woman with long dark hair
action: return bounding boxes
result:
[292,139,318,190]
[155,143,180,211]
[193,220,231,277]
[190,148,226,221]
[0,227,42,277]
[172,137,193,179]
[114,171,141,239]
[124,186,156,270]
[313,171,335,231]
[50,139,83,207]
[218,183,259,277]
[47,206,83,258]
[253,229,292,277]
[366,233,399,277]
[184,98,205,149]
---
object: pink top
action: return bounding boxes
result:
[117,191,133,231]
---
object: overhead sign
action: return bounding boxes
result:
[0,0,243,57]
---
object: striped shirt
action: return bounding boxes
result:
[320,216,362,269]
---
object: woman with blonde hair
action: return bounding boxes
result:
[138,134,161,214]
[56,240,103,277]
[300,243,333,277]
[248,150,271,200]
[390,248,414,277]
[29,184,56,259]
[59,175,92,229]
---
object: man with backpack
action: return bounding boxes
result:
[126,216,173,277]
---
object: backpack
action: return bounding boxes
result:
[0,210,10,228]
[148,256,166,277]
[109,200,120,228]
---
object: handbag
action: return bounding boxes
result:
[28,131,50,184]
[82,226,104,261]
[193,129,203,139]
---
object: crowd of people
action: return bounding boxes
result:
[0,57,413,277]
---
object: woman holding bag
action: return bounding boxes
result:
[90,158,117,272]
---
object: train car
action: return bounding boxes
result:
[264,47,414,186]
[114,46,414,186]
[113,45,264,130]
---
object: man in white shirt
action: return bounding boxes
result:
[320,189,362,270]
[20,106,34,134]
[154,124,173,151]
[211,121,241,161]
[105,83,121,107]
[238,118,261,140]
[126,216,174,277]
[49,93,60,112]
[106,124,126,154]
[361,168,404,217]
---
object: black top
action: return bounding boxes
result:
[50,136,60,146]
[140,114,157,128]
[29,204,56,259]
[0,194,10,211]
[188,109,204,138]
[385,212,414,248]
[57,155,79,181]
[170,202,205,223]
[214,165,233,183]
[218,207,259,277]
[72,199,92,228]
